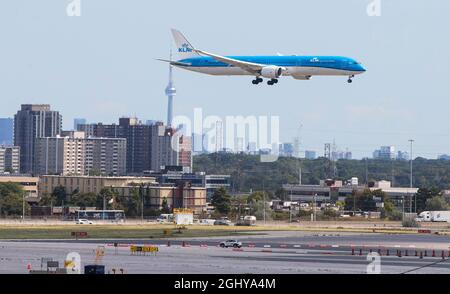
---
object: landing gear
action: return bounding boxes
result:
[252,77,263,85]
[267,79,278,85]
[347,75,355,84]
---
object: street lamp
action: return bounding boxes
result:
[408,139,416,213]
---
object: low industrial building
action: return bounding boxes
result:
[283,178,419,210]
[144,167,231,200]
[0,175,39,201]
[39,175,206,214]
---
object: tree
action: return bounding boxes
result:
[161,197,170,213]
[415,188,442,212]
[425,196,449,211]
[98,187,119,210]
[274,188,288,201]
[0,183,29,217]
[70,193,98,209]
[52,185,67,206]
[39,193,54,206]
[345,189,377,212]
[211,187,231,215]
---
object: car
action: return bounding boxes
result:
[214,219,231,226]
[219,240,242,248]
[76,219,93,225]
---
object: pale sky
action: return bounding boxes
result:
[1,0,450,159]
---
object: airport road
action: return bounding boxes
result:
[1,232,449,274]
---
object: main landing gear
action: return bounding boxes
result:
[252,77,263,85]
[267,79,278,86]
[252,77,278,85]
[347,75,355,83]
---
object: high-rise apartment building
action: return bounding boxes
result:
[78,119,191,173]
[34,132,126,176]
[14,104,62,173]
[0,118,14,145]
[0,146,20,174]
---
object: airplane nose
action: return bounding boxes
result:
[359,64,367,72]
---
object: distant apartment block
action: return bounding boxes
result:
[73,118,86,130]
[397,151,409,161]
[373,146,396,160]
[305,150,317,160]
[78,118,190,173]
[0,118,14,145]
[279,143,294,157]
[438,154,450,160]
[34,132,126,176]
[14,104,62,173]
[0,146,20,174]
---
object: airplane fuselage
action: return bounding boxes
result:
[176,55,366,79]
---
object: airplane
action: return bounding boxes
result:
[158,29,366,85]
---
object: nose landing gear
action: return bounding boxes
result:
[347,75,355,83]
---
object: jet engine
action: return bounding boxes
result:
[260,66,284,79]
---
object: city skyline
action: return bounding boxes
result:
[1,1,450,159]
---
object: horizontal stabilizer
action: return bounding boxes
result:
[156,59,191,67]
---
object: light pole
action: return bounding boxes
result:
[22,193,25,222]
[409,139,414,213]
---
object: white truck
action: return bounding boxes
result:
[415,211,450,222]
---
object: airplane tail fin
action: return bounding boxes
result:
[171,29,201,59]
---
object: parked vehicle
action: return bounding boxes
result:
[76,219,93,225]
[236,215,257,226]
[219,240,242,248]
[415,211,450,222]
[214,219,231,226]
[157,214,174,223]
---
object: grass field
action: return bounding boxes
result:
[0,225,268,239]
[1,223,447,239]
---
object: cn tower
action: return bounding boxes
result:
[165,54,176,127]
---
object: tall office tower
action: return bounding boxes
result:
[34,132,126,176]
[0,146,20,174]
[0,118,14,145]
[14,104,62,174]
[178,135,192,172]
[165,64,176,127]
[73,118,87,131]
[151,123,178,171]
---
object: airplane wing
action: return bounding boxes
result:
[193,49,265,75]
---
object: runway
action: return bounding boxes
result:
[1,232,449,274]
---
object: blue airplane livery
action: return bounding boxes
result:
[158,29,366,85]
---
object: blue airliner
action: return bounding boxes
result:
[158,29,366,85]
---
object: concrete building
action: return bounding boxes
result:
[0,118,13,145]
[283,178,418,210]
[0,175,39,200]
[39,175,206,214]
[34,132,126,176]
[177,135,192,171]
[0,146,20,174]
[14,104,62,174]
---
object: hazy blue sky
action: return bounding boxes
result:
[1,0,449,159]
